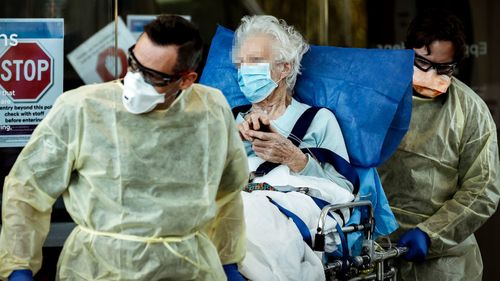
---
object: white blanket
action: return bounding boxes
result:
[240,157,354,281]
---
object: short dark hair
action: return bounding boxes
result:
[144,14,203,73]
[405,9,466,62]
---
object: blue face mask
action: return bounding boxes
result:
[238,63,278,103]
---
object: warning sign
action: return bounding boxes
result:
[0,19,64,148]
[67,17,135,85]
[0,42,53,101]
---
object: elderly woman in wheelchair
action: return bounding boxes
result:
[232,15,358,281]
[234,15,354,195]
[201,14,414,281]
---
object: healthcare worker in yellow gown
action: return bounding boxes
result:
[0,15,248,281]
[378,9,500,281]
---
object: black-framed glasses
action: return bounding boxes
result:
[127,44,184,87]
[414,54,457,76]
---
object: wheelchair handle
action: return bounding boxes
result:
[373,246,408,261]
[316,200,374,236]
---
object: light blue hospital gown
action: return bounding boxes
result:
[236,98,353,192]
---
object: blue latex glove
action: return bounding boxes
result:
[397,227,431,262]
[8,270,33,281]
[223,263,245,281]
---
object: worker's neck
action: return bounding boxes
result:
[155,90,181,110]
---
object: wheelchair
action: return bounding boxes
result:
[314,200,408,281]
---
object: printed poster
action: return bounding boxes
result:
[127,14,192,40]
[0,18,64,147]
[127,15,158,40]
[67,17,135,85]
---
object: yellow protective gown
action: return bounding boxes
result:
[378,77,500,281]
[0,81,248,281]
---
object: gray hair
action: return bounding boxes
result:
[234,15,309,91]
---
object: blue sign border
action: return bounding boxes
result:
[0,19,64,39]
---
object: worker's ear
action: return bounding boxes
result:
[179,72,198,90]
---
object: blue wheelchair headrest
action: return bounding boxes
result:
[200,25,413,167]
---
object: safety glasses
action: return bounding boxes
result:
[127,44,184,87]
[414,54,457,76]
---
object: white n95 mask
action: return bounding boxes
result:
[122,71,165,114]
[238,63,278,103]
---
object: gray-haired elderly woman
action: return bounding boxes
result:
[234,15,353,192]
[232,15,356,281]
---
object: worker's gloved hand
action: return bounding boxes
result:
[223,263,245,281]
[8,269,33,281]
[397,227,431,262]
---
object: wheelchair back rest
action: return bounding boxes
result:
[200,25,414,168]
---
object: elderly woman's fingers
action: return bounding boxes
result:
[253,138,308,171]
[241,131,253,142]
[253,144,289,164]
[247,130,264,140]
[237,122,253,141]
[257,115,270,125]
[247,130,278,141]
[249,114,263,131]
[252,136,291,156]
[253,146,281,163]
[239,120,250,132]
[244,111,270,131]
[250,137,268,148]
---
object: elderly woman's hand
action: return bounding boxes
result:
[247,130,308,173]
[237,111,271,141]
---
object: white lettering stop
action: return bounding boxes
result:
[0,59,49,81]
[0,41,54,101]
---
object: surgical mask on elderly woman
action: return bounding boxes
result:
[122,71,165,114]
[238,63,279,103]
[412,66,451,98]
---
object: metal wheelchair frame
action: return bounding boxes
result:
[314,200,407,281]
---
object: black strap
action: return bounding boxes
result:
[254,107,320,175]
[267,196,313,248]
[251,106,360,193]
[255,161,280,175]
[301,148,360,195]
[310,195,347,225]
[288,107,320,146]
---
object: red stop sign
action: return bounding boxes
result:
[0,42,53,102]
